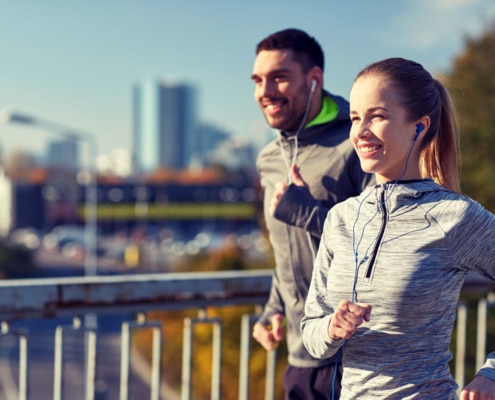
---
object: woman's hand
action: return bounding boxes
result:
[460,375,495,399]
[328,299,372,340]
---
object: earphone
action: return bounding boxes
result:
[414,124,423,141]
[310,79,317,93]
[277,78,317,183]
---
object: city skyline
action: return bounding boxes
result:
[0,1,494,163]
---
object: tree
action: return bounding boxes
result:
[448,21,495,210]
[447,20,495,382]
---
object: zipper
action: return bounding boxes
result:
[365,188,388,278]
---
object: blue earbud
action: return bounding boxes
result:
[414,124,423,141]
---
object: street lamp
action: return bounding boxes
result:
[0,109,98,276]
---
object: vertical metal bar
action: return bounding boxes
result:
[120,322,131,400]
[53,326,64,400]
[150,326,162,400]
[455,301,467,394]
[120,314,163,400]
[211,321,222,400]
[0,323,29,400]
[265,348,277,400]
[18,333,28,400]
[85,329,97,400]
[181,318,193,400]
[54,316,94,400]
[476,297,487,371]
[238,314,252,400]
[182,314,222,400]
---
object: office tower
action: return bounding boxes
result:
[46,139,79,170]
[133,79,197,172]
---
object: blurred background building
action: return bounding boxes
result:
[46,138,79,171]
[133,80,198,172]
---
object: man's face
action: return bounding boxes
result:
[251,49,312,132]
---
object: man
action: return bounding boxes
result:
[251,28,373,399]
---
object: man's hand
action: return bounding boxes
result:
[252,314,285,351]
[460,376,495,399]
[328,300,372,340]
[269,164,309,215]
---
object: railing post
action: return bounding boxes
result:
[265,347,277,400]
[181,311,222,400]
[238,312,278,400]
[53,316,97,400]
[85,328,97,400]
[476,296,488,371]
[120,319,131,400]
[211,320,222,400]
[120,312,163,400]
[181,317,193,400]
[1,321,29,400]
[476,292,495,372]
[455,301,467,394]
[238,314,257,400]
[18,333,28,400]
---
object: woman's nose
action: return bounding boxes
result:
[357,124,371,138]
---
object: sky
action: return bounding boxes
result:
[0,0,494,164]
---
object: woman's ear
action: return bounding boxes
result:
[414,116,430,141]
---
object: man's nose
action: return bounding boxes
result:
[259,80,276,97]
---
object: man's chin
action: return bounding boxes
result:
[265,117,291,131]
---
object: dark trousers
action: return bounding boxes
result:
[282,363,342,400]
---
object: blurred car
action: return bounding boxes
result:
[9,228,41,250]
[43,225,86,253]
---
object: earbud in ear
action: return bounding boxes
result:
[310,79,317,93]
[414,124,423,141]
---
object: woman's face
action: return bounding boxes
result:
[349,74,421,184]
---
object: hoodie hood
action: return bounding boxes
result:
[281,90,350,142]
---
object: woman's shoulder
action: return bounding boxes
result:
[422,188,494,226]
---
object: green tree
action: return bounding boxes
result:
[447,20,495,383]
[448,21,495,210]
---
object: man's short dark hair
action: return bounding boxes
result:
[256,28,324,72]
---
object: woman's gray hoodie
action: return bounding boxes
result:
[302,179,495,398]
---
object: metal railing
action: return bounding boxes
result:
[0,270,493,400]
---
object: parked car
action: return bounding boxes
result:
[42,225,86,253]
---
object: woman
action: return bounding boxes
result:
[301,57,495,399]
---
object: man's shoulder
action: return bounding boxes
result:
[257,137,279,156]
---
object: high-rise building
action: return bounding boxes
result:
[46,139,79,171]
[133,79,197,172]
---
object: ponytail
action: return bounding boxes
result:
[419,80,460,192]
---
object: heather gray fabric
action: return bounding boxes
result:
[302,179,495,399]
[256,91,373,368]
